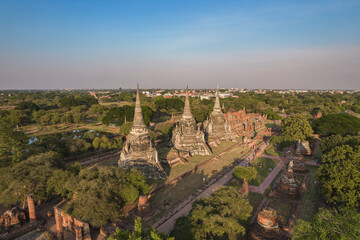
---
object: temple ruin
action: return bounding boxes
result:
[54,200,91,240]
[248,207,287,240]
[224,108,266,138]
[270,160,300,199]
[171,85,211,156]
[119,84,166,179]
[204,86,236,143]
[295,139,312,156]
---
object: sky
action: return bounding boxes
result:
[1,0,360,89]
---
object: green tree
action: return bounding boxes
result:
[109,217,174,240]
[119,122,133,135]
[318,145,360,207]
[0,122,27,167]
[312,113,360,136]
[233,166,257,182]
[170,216,193,240]
[62,167,149,227]
[0,151,63,205]
[292,207,360,240]
[281,115,313,141]
[189,186,252,239]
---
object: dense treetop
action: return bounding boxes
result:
[312,113,360,136]
[292,207,360,240]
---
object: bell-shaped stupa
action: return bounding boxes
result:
[119,84,166,179]
[171,85,211,155]
[205,86,236,142]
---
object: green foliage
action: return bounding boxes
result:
[66,138,92,155]
[102,105,153,126]
[154,96,184,112]
[262,108,282,120]
[59,95,98,108]
[0,121,27,167]
[189,186,252,239]
[15,101,40,112]
[108,217,174,240]
[312,113,360,136]
[281,115,313,141]
[233,166,257,181]
[170,216,193,240]
[292,207,360,240]
[0,152,63,205]
[62,167,149,227]
[119,122,133,135]
[269,135,294,150]
[318,145,360,207]
[320,134,360,154]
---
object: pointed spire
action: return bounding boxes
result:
[182,84,193,118]
[132,83,146,130]
[213,85,221,113]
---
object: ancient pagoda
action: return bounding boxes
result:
[205,86,236,142]
[171,85,211,155]
[119,84,166,179]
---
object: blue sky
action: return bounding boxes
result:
[1,0,360,89]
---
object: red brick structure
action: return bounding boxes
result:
[0,208,26,230]
[54,200,91,240]
[257,208,279,230]
[224,109,265,137]
[27,195,36,222]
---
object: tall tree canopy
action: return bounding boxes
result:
[318,145,360,207]
[312,113,360,136]
[108,217,174,240]
[188,186,252,239]
[0,121,27,167]
[281,115,313,141]
[60,167,149,227]
[233,166,257,182]
[0,151,63,205]
[292,207,360,240]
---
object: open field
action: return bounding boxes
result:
[264,144,284,157]
[249,157,280,186]
[300,165,320,221]
[166,141,239,181]
[267,199,293,226]
[21,119,120,136]
[149,142,249,211]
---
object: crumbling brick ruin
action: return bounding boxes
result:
[54,200,91,240]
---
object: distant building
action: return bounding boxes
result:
[163,93,173,98]
[219,92,233,98]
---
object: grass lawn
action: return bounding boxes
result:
[166,141,239,181]
[149,142,250,214]
[264,144,284,157]
[248,192,265,214]
[22,120,120,136]
[249,157,279,186]
[267,199,293,226]
[95,156,119,166]
[300,165,320,221]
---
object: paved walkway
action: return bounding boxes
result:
[155,160,248,234]
[248,154,288,194]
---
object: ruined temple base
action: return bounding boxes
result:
[247,222,289,240]
[119,159,167,179]
[269,188,300,201]
[165,148,190,168]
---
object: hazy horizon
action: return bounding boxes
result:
[1,0,360,90]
